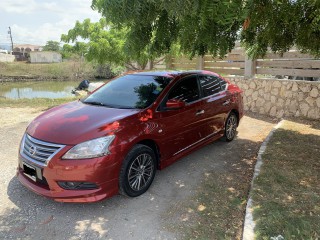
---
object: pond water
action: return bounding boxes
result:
[0,81,105,99]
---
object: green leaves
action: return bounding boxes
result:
[61,18,124,64]
[63,0,320,66]
[42,41,60,52]
[92,0,245,59]
[242,0,320,58]
[61,18,157,69]
[91,0,320,59]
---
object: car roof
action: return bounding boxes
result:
[128,70,218,78]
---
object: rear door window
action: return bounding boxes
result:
[167,75,200,103]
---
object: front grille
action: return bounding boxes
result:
[21,134,65,166]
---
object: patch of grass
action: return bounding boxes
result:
[0,61,94,78]
[0,97,78,109]
[252,121,320,239]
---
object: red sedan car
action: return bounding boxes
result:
[17,71,243,202]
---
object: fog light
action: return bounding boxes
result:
[58,181,98,190]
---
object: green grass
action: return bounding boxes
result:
[252,121,320,240]
[0,97,78,109]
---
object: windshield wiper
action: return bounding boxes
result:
[83,101,109,107]
[118,106,136,109]
[108,104,136,109]
[83,101,135,109]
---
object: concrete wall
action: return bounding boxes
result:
[0,54,15,62]
[30,51,62,63]
[228,77,320,120]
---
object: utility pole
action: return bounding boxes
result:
[8,27,13,52]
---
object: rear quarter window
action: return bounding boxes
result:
[219,78,228,91]
[199,75,222,97]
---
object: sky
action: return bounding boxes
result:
[0,0,101,47]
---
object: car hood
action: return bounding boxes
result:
[27,101,140,145]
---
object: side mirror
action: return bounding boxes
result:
[166,99,185,110]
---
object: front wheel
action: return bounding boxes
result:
[223,112,238,142]
[119,144,156,197]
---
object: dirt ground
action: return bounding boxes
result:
[0,108,275,240]
[0,107,41,128]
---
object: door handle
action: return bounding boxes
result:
[195,110,205,116]
[222,99,231,106]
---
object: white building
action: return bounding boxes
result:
[30,51,62,63]
[0,50,15,62]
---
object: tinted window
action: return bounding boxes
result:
[199,75,222,97]
[167,76,199,103]
[83,75,171,109]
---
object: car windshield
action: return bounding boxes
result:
[82,74,172,109]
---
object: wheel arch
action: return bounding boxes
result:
[136,139,161,169]
[230,109,240,125]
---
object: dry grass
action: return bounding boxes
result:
[252,120,320,239]
[0,107,41,128]
[0,61,94,79]
[0,97,77,109]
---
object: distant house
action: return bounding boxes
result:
[30,51,62,63]
[0,49,9,54]
[12,44,43,61]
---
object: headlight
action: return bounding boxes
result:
[62,135,115,159]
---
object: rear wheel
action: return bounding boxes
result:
[119,144,156,197]
[223,112,238,142]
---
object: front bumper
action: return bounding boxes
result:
[17,153,121,203]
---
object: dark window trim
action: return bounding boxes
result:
[219,78,228,91]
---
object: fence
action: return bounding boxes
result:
[162,46,320,120]
[254,52,320,79]
[228,77,320,120]
[165,45,320,79]
[0,54,15,63]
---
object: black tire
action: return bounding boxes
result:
[119,144,156,197]
[223,112,238,142]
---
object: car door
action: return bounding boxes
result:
[198,74,231,137]
[155,75,204,160]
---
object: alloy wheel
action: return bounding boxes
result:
[127,153,154,191]
[226,114,237,140]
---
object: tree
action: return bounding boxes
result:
[92,0,243,58]
[60,43,74,59]
[61,18,164,69]
[42,40,61,52]
[61,42,88,59]
[91,0,320,58]
[242,0,320,58]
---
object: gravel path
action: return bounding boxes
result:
[0,108,275,240]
